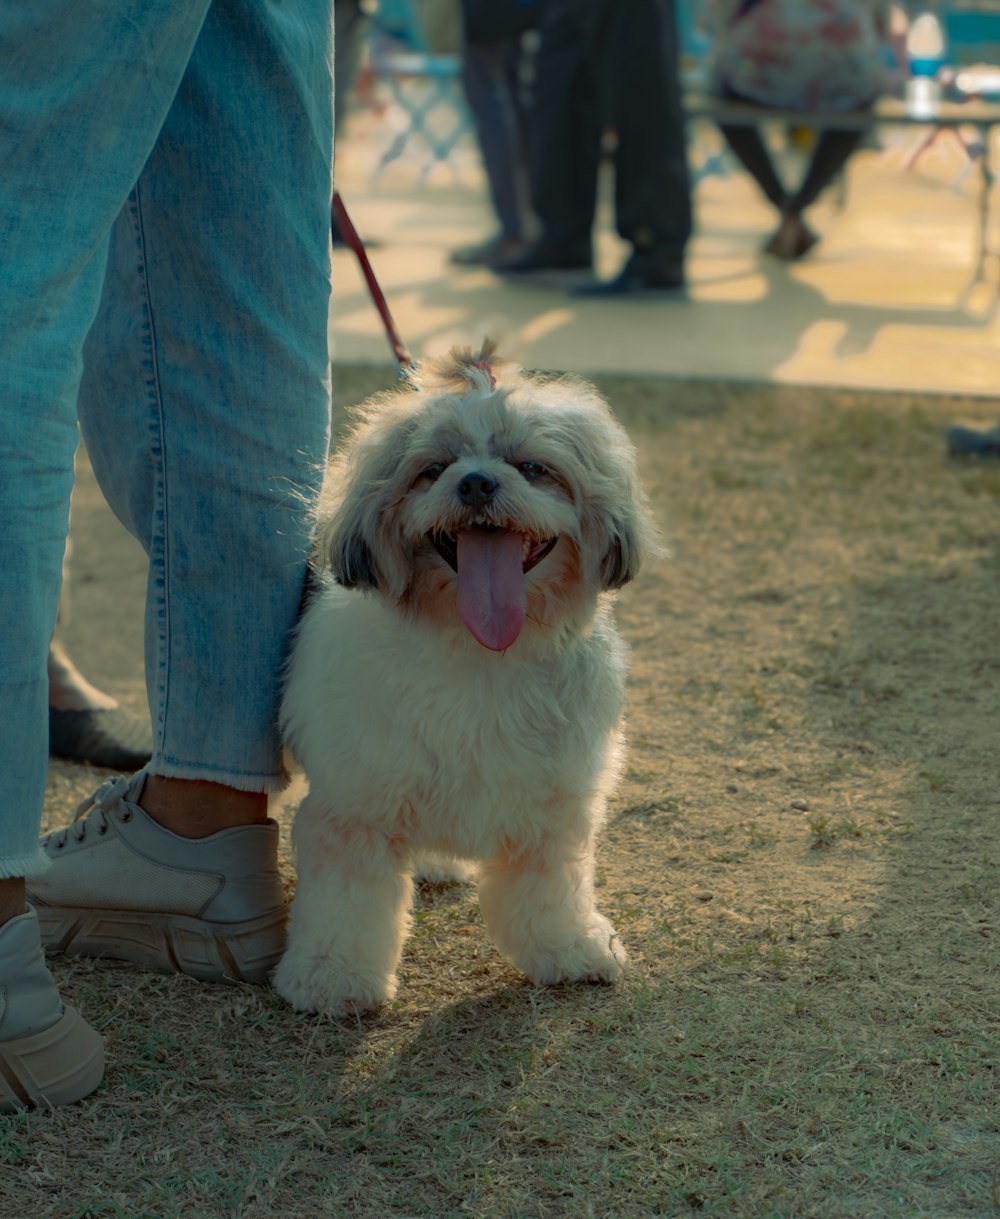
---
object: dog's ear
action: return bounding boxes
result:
[588,428,660,591]
[312,399,420,597]
[600,513,644,590]
[313,485,384,592]
[328,521,380,591]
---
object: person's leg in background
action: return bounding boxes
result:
[331,0,373,246]
[334,0,371,124]
[720,94,867,261]
[0,0,214,1113]
[29,0,334,986]
[769,126,866,258]
[715,117,808,254]
[450,32,534,266]
[48,636,153,771]
[48,527,153,771]
[579,0,692,294]
[499,0,600,273]
[794,129,866,214]
[715,122,788,211]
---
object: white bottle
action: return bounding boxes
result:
[906,11,946,117]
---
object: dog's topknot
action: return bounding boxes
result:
[417,339,510,396]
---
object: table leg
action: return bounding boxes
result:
[973,122,995,283]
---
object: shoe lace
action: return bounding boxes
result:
[44,774,136,850]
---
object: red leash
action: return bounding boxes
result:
[332,191,415,378]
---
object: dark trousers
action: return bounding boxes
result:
[461,36,532,241]
[527,0,692,258]
[717,87,868,215]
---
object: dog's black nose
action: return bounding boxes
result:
[457,471,499,509]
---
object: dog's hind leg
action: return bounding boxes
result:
[477,818,627,987]
[412,852,477,885]
[273,798,413,1017]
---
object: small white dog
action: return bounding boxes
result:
[274,344,656,1017]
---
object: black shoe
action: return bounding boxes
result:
[573,253,685,297]
[494,241,592,274]
[946,423,1000,457]
[449,235,530,267]
[49,707,153,771]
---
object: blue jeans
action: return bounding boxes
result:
[0,0,334,878]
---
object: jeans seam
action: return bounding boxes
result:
[129,183,171,758]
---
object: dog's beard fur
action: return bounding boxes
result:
[275,343,658,1018]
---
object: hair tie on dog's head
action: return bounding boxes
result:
[472,361,497,390]
[421,341,503,394]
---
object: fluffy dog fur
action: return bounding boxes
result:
[274,344,656,1017]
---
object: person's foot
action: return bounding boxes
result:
[49,706,153,771]
[449,234,531,267]
[47,640,153,769]
[494,239,592,274]
[0,908,104,1112]
[764,214,819,261]
[573,251,686,297]
[27,773,288,985]
[946,422,1000,456]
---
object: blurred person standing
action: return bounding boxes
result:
[500,0,692,295]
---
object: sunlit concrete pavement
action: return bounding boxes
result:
[330,111,1000,397]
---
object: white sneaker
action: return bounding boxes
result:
[28,773,288,985]
[0,908,104,1111]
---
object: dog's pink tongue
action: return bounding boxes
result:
[456,529,527,651]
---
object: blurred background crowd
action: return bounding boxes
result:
[331,1,1000,284]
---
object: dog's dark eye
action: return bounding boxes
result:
[420,462,447,483]
[518,461,547,483]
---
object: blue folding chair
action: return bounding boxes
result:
[675,0,733,183]
[368,0,473,183]
[675,0,712,89]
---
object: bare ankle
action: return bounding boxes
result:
[0,877,27,927]
[139,775,269,839]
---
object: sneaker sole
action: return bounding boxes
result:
[0,1005,104,1112]
[34,905,288,986]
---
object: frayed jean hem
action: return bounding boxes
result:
[0,850,52,882]
[148,758,290,796]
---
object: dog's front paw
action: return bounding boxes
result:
[519,915,628,987]
[273,953,395,1018]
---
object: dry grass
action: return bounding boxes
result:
[5,370,998,1218]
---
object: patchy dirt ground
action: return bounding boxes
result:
[30,368,999,1218]
[55,369,998,940]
